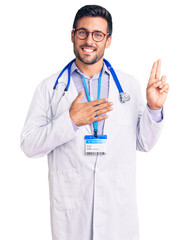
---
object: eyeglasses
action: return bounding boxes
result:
[73,28,110,42]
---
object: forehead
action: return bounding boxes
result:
[76,16,108,32]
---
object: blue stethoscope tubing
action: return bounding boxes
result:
[103,59,124,95]
[53,59,75,90]
[53,58,130,102]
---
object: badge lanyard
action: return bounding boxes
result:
[81,69,103,138]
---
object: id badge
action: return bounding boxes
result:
[85,135,107,155]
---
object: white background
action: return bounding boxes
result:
[0,0,189,239]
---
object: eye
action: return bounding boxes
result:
[78,30,87,36]
[94,32,103,38]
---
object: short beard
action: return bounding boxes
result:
[73,44,104,65]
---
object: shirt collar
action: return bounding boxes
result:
[71,60,110,77]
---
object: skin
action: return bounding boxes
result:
[71,16,112,78]
[147,59,169,110]
[70,16,113,126]
[69,16,169,126]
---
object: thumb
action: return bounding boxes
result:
[74,90,84,103]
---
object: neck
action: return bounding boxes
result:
[75,58,104,78]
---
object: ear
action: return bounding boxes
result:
[105,36,112,49]
[71,30,75,43]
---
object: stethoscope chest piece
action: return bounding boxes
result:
[119,92,130,103]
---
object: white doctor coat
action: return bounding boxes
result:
[21,68,163,240]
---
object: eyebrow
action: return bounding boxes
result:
[76,27,103,33]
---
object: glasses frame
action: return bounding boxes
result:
[73,28,110,42]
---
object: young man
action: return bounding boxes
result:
[21,5,169,240]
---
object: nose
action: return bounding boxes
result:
[85,32,94,44]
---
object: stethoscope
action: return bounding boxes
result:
[45,58,130,121]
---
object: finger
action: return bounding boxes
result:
[148,61,157,87]
[90,98,109,106]
[152,75,166,89]
[156,59,162,80]
[94,106,113,117]
[74,90,85,103]
[90,114,109,123]
[159,75,167,88]
[160,83,169,93]
[93,101,113,111]
[153,80,162,88]
[160,75,167,84]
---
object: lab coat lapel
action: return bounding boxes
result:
[64,76,77,103]
[103,74,118,135]
[60,73,91,134]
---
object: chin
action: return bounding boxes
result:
[77,54,104,65]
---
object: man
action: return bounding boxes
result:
[21,5,169,240]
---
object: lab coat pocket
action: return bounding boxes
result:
[49,168,83,212]
[116,165,136,205]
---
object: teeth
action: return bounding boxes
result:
[83,48,94,53]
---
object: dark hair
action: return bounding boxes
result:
[73,5,113,36]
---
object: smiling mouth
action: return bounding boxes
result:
[82,47,96,53]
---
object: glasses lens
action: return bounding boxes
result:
[93,31,104,42]
[76,30,87,39]
[75,29,105,42]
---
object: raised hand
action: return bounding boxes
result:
[69,91,113,126]
[147,59,169,110]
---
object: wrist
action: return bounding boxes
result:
[147,103,162,110]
